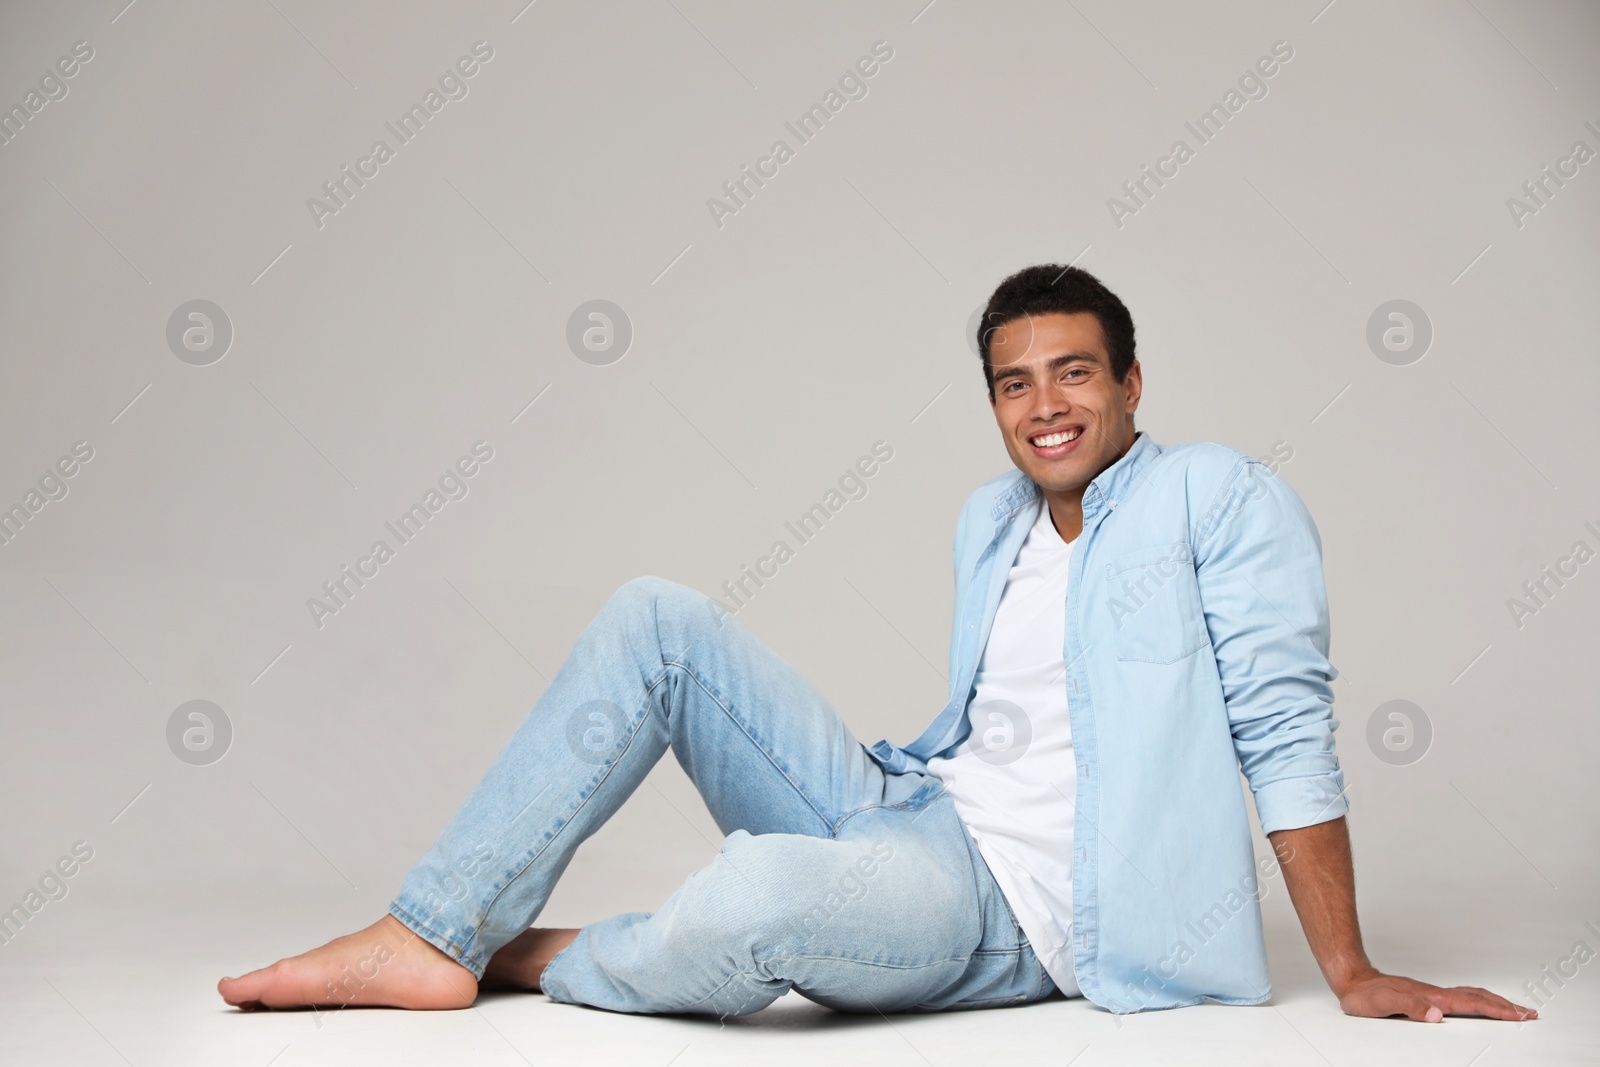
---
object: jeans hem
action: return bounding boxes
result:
[388,899,488,980]
[538,934,583,994]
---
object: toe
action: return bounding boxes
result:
[219,964,278,1006]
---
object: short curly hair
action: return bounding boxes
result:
[977,265,1136,400]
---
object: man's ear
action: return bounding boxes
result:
[1123,359,1143,414]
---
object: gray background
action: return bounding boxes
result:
[1,1,1596,1064]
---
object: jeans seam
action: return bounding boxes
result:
[778,952,971,971]
[657,653,840,836]
[466,692,655,967]
[678,960,772,1015]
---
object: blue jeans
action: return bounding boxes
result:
[388,576,1060,1016]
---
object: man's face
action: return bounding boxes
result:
[986,311,1142,499]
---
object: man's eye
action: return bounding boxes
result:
[1063,369,1086,380]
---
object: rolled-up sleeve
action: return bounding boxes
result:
[1194,457,1349,835]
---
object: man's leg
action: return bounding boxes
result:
[221,575,914,1008]
[535,790,1057,1018]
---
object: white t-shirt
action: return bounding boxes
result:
[927,498,1080,997]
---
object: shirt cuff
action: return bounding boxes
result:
[1253,772,1350,835]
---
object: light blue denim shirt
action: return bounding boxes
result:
[867,431,1349,1013]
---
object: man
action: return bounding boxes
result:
[219,265,1534,1023]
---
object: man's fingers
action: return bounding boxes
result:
[1344,977,1540,1023]
[1436,987,1538,1021]
[1420,991,1542,1023]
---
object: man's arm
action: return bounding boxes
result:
[1269,815,1537,1022]
[1194,455,1536,1022]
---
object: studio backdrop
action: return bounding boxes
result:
[0,0,1596,1062]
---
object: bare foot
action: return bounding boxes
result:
[481,927,581,992]
[218,914,478,1011]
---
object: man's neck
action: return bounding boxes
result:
[1043,492,1085,543]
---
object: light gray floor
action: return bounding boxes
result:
[4,805,1595,1067]
[1,921,1591,1067]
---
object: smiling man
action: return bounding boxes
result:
[219,264,1534,1024]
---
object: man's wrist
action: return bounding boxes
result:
[1324,958,1380,997]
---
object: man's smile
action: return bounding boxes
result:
[1026,424,1084,459]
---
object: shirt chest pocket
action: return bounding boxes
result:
[1103,542,1209,664]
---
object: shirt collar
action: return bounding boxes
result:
[989,431,1161,522]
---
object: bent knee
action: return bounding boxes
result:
[608,575,731,641]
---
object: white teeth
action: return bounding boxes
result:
[1031,429,1080,447]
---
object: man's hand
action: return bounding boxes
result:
[1333,966,1537,1023]
[1267,818,1538,1022]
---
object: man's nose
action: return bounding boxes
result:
[1032,381,1071,419]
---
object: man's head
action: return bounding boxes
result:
[978,265,1142,508]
